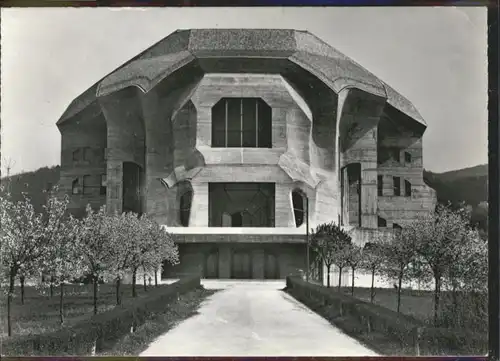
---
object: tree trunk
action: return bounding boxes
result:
[20,275,25,305]
[155,268,158,287]
[351,267,355,296]
[116,277,121,305]
[338,266,343,290]
[50,276,54,298]
[370,268,375,303]
[397,272,403,313]
[143,273,147,292]
[132,268,137,298]
[7,271,16,337]
[326,265,331,287]
[433,276,441,326]
[93,276,98,315]
[59,282,65,325]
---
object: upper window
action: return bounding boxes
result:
[404,180,412,197]
[292,190,306,227]
[393,176,401,196]
[404,151,412,164]
[212,98,272,148]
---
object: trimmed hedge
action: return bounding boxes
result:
[286,276,486,356]
[1,276,201,356]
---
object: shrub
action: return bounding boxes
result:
[286,276,487,356]
[1,276,200,356]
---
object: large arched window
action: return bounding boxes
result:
[292,189,306,227]
[212,98,272,148]
[180,190,193,227]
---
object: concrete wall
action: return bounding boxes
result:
[59,71,435,242]
[58,108,107,216]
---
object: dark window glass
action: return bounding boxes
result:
[393,223,402,229]
[258,99,272,148]
[227,99,241,148]
[393,176,401,196]
[180,190,193,227]
[211,98,272,149]
[378,216,387,227]
[405,180,412,197]
[404,151,412,164]
[242,98,257,147]
[231,212,243,227]
[212,101,226,147]
[377,175,383,196]
[292,190,305,227]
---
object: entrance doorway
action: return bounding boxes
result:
[204,249,219,279]
[231,251,252,279]
[264,252,279,279]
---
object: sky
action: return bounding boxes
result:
[0,7,488,176]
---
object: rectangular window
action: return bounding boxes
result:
[377,175,383,196]
[393,176,401,196]
[378,216,387,228]
[83,175,92,195]
[100,174,107,195]
[72,149,81,162]
[211,98,272,148]
[405,180,412,197]
[404,151,412,164]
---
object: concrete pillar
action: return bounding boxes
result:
[189,182,209,226]
[275,184,295,227]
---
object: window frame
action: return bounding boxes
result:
[393,176,401,196]
[211,97,272,149]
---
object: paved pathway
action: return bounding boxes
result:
[141,280,379,357]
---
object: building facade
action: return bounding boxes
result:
[57,29,436,280]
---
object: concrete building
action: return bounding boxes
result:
[56,29,436,280]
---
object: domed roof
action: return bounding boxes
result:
[57,29,425,126]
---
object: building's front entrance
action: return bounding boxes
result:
[231,250,252,279]
[264,252,279,279]
[204,249,219,279]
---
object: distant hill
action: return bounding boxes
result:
[0,163,488,229]
[0,165,61,213]
[424,164,488,230]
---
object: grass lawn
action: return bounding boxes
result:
[0,282,169,340]
[338,286,435,322]
[99,287,218,356]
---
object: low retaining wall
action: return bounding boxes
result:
[285,276,486,356]
[2,276,201,356]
